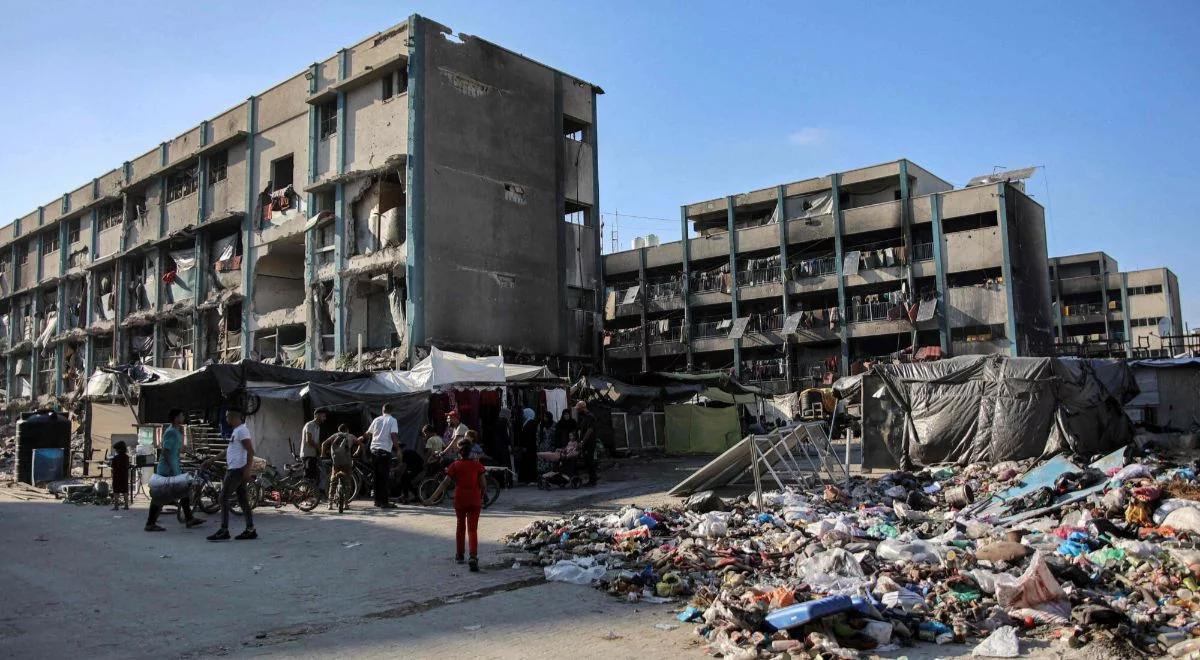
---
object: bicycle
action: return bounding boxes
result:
[255,461,320,512]
[180,453,223,519]
[329,468,353,513]
[417,466,505,509]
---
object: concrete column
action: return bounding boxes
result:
[241,96,258,358]
[830,174,849,376]
[553,73,569,360]
[152,248,163,367]
[304,63,319,369]
[995,183,1019,356]
[637,247,649,372]
[86,194,99,375]
[899,160,917,349]
[1120,272,1132,356]
[1050,260,1064,342]
[588,89,602,369]
[55,220,68,396]
[929,193,951,355]
[405,14,427,367]
[333,182,347,357]
[5,222,18,402]
[1099,260,1112,341]
[679,206,694,372]
[775,185,791,384]
[30,237,41,398]
[726,197,741,378]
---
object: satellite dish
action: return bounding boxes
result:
[966,166,1038,188]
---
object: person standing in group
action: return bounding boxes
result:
[516,408,539,483]
[554,408,576,450]
[443,410,470,447]
[108,441,130,510]
[145,409,205,532]
[536,410,557,474]
[300,408,327,485]
[363,403,399,509]
[208,409,257,541]
[575,401,598,487]
[431,437,486,572]
[421,424,445,464]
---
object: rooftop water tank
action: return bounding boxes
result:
[646,234,660,248]
[631,236,646,250]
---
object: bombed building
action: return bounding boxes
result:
[0,15,602,404]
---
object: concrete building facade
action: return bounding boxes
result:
[602,159,1056,392]
[0,15,602,404]
[1049,251,1183,357]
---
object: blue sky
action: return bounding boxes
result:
[2,1,1198,325]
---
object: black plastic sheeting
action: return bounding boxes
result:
[139,360,366,422]
[861,355,1136,469]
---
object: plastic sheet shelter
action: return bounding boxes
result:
[1126,358,1200,430]
[665,404,742,454]
[859,355,1137,470]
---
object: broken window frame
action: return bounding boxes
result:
[68,218,81,244]
[17,243,29,265]
[165,165,200,203]
[98,202,123,230]
[208,150,228,185]
[41,233,59,255]
[270,155,295,191]
[319,101,338,140]
[382,68,409,102]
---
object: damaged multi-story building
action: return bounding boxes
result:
[1049,252,1184,358]
[0,15,603,405]
[602,160,1056,391]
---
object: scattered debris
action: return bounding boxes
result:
[462,624,483,631]
[507,444,1200,657]
[341,541,362,549]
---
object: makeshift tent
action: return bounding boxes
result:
[665,404,742,454]
[859,355,1136,469]
[1126,358,1200,430]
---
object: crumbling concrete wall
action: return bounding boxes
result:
[1006,184,1054,356]
[415,20,564,355]
[205,144,247,220]
[345,74,409,172]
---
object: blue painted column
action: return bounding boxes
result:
[637,247,649,372]
[405,15,427,367]
[241,97,258,358]
[31,230,43,399]
[332,48,350,359]
[55,212,69,396]
[1050,260,1064,342]
[776,185,791,383]
[680,206,694,371]
[5,219,18,401]
[1120,272,1132,356]
[726,196,741,378]
[194,121,209,366]
[830,174,849,376]
[929,193,951,354]
[588,88,603,367]
[995,182,1019,356]
[1099,261,1113,341]
[152,245,163,367]
[85,187,99,375]
[305,62,320,369]
[899,160,917,349]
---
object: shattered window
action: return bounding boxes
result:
[319,101,337,140]
[41,233,59,254]
[69,218,81,244]
[208,151,228,184]
[17,243,28,265]
[99,202,123,230]
[166,165,199,202]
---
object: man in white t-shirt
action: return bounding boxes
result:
[300,408,327,483]
[208,409,258,541]
[443,411,470,449]
[361,403,400,508]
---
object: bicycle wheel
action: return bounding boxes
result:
[349,472,361,501]
[231,480,262,516]
[198,480,222,514]
[293,479,320,512]
[483,475,501,509]
[418,477,444,505]
[333,477,349,513]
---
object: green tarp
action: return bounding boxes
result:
[665,404,742,454]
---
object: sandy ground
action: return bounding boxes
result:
[0,456,1090,659]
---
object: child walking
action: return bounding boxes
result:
[433,434,487,572]
[109,441,130,510]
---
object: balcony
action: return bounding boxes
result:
[1062,302,1107,325]
[948,286,1008,327]
[736,267,781,288]
[692,319,731,340]
[912,242,934,262]
[842,199,901,233]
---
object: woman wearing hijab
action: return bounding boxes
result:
[536,410,557,474]
[517,408,539,484]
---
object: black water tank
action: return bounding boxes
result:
[15,410,71,485]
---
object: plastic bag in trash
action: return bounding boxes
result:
[148,473,193,503]
[995,551,1070,620]
[875,538,943,565]
[1153,498,1200,525]
[972,625,1019,657]
[544,559,606,585]
[796,548,869,594]
[695,512,731,538]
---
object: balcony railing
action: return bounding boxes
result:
[692,320,731,340]
[691,272,731,294]
[736,267,781,287]
[912,242,934,262]
[749,313,784,334]
[787,255,837,280]
[645,279,683,301]
[1064,302,1105,317]
[849,301,905,324]
[647,325,683,345]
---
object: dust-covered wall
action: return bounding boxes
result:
[1005,184,1054,356]
[415,21,563,354]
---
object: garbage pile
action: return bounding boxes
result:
[506,446,1200,658]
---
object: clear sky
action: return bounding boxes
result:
[2,1,1198,326]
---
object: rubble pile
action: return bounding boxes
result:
[506,448,1200,658]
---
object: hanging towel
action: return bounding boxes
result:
[545,388,568,422]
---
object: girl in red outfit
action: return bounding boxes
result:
[433,434,487,572]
